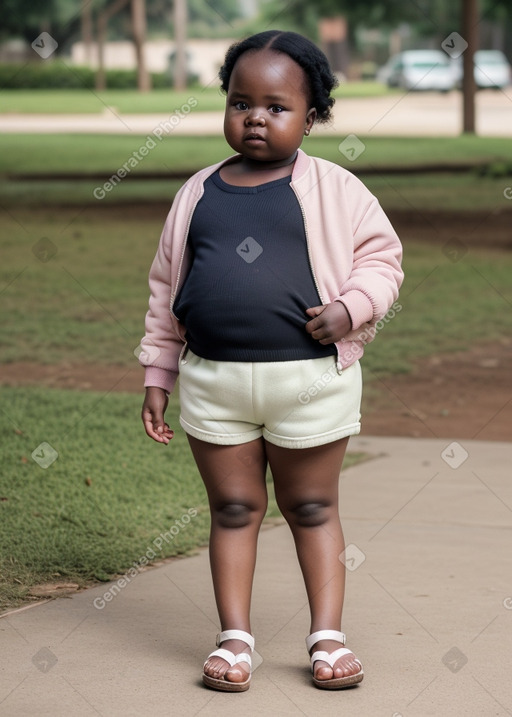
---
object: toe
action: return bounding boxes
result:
[204,656,228,679]
[332,654,361,679]
[225,665,249,683]
[314,661,334,681]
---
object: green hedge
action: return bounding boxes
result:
[0,62,174,89]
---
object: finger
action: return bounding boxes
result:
[143,417,164,441]
[305,305,325,317]
[159,424,174,440]
[143,413,170,443]
[305,315,324,334]
[306,317,329,337]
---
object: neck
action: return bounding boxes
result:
[239,151,298,172]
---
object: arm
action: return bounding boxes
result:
[306,195,403,343]
[139,194,189,441]
[334,196,403,330]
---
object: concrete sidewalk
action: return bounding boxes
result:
[1,436,511,716]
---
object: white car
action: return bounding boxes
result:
[377,50,456,92]
[454,50,511,89]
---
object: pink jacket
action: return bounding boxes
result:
[139,148,403,393]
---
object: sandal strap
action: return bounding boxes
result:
[216,629,255,651]
[205,648,252,669]
[310,647,355,670]
[305,630,346,652]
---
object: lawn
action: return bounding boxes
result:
[2,134,511,212]
[2,205,510,611]
[1,132,511,611]
[2,134,511,175]
[2,204,511,371]
[0,383,365,612]
[0,82,398,114]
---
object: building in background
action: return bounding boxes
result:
[71,38,232,86]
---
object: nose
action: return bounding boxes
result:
[245,107,265,126]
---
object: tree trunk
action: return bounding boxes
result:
[174,0,187,90]
[96,12,107,91]
[95,0,132,92]
[81,0,94,65]
[132,0,151,92]
[462,0,478,134]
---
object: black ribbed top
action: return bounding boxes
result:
[172,170,336,362]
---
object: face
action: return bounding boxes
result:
[223,48,316,165]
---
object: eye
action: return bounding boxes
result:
[234,101,249,111]
[269,105,284,113]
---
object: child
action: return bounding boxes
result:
[140,30,403,692]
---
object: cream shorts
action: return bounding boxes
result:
[178,350,362,449]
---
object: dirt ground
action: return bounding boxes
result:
[2,209,510,443]
[1,340,509,442]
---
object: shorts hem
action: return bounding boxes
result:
[263,422,361,449]
[179,417,262,445]
[180,417,361,448]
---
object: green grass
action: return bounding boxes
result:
[2,134,511,175]
[1,173,509,211]
[1,130,511,611]
[0,385,364,611]
[0,83,398,114]
[2,134,511,212]
[0,386,209,610]
[364,240,512,375]
[1,206,511,373]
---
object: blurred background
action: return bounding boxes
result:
[1,0,511,610]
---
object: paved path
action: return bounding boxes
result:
[1,435,511,716]
[1,91,511,136]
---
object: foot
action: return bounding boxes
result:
[310,638,361,682]
[203,638,251,684]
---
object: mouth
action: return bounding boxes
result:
[244,134,265,143]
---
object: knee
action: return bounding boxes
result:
[286,501,331,528]
[213,502,262,529]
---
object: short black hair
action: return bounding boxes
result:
[219,30,338,124]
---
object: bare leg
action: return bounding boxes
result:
[265,437,361,681]
[187,435,268,683]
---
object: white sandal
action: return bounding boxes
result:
[306,630,364,689]
[202,629,254,692]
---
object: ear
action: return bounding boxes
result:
[305,107,317,135]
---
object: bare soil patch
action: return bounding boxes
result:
[2,341,510,442]
[361,341,511,442]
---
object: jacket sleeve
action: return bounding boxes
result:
[138,197,187,394]
[335,194,403,330]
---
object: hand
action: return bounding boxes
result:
[141,386,174,444]
[305,302,352,344]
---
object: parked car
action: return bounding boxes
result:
[453,50,511,89]
[377,50,456,92]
